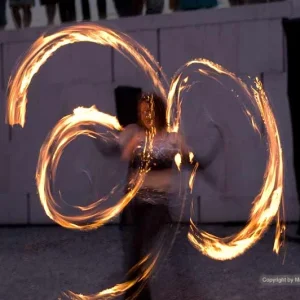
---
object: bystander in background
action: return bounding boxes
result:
[80,0,107,20]
[40,0,58,25]
[178,0,218,10]
[145,0,164,14]
[113,0,143,17]
[0,0,7,29]
[58,0,76,23]
[9,0,35,28]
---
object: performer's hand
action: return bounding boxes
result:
[83,123,121,157]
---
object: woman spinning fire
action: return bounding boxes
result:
[91,92,221,299]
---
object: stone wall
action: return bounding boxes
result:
[0,1,298,224]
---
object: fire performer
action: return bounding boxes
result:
[90,92,221,299]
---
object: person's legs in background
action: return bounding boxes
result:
[97,0,106,19]
[68,0,76,21]
[58,0,76,23]
[41,0,57,25]
[146,0,164,14]
[58,0,67,22]
[22,4,32,27]
[0,0,7,30]
[45,4,56,25]
[229,0,242,5]
[10,0,34,29]
[179,0,218,10]
[81,0,90,20]
[113,0,143,17]
[112,0,125,17]
[229,0,274,4]
[10,2,22,28]
[132,0,144,15]
[169,0,180,11]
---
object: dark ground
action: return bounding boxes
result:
[0,224,299,300]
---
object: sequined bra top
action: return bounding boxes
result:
[129,134,180,171]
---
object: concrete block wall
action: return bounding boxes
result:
[0,1,298,225]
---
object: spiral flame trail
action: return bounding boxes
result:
[6,23,168,127]
[6,24,285,297]
[168,59,285,260]
[36,106,144,229]
[6,24,167,299]
[37,104,159,299]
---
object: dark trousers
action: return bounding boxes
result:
[0,0,7,28]
[145,0,164,14]
[81,0,107,20]
[113,0,144,17]
[58,0,76,23]
[120,198,172,299]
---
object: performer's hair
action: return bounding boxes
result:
[138,93,167,131]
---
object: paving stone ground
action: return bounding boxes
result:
[0,224,299,300]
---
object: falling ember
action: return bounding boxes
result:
[245,108,261,137]
[189,162,199,193]
[168,59,285,260]
[189,152,194,164]
[174,153,182,170]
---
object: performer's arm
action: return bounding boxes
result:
[88,123,140,159]
[87,124,121,157]
[120,134,139,161]
[180,120,223,169]
[178,126,223,189]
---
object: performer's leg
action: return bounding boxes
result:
[123,200,171,299]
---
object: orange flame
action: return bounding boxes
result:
[174,153,182,171]
[6,23,168,128]
[168,59,285,260]
[66,252,161,300]
[6,23,285,298]
[36,106,145,229]
[189,162,198,193]
[36,106,158,298]
[5,24,168,299]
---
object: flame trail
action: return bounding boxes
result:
[168,59,285,260]
[6,23,168,127]
[6,23,285,298]
[5,24,168,299]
